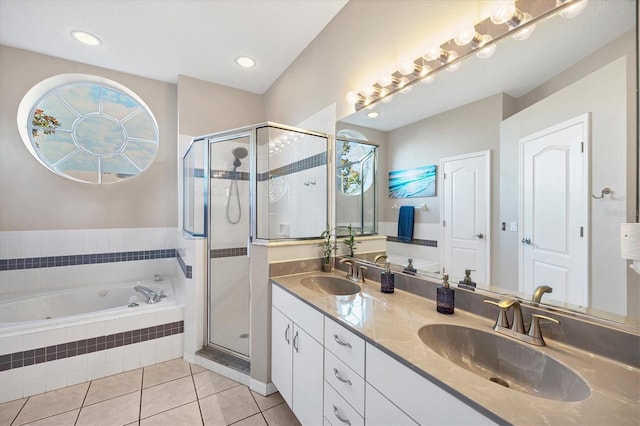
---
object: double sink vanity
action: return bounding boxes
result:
[270,266,639,425]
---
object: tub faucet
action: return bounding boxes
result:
[135,286,160,304]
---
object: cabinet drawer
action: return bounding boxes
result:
[324,380,364,426]
[272,284,323,342]
[324,349,365,416]
[366,343,495,425]
[365,383,417,426]
[324,317,365,376]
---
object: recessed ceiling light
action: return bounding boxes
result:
[367,111,380,119]
[71,30,102,46]
[235,56,256,68]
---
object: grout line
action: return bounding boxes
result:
[9,397,28,426]
[191,369,206,426]
[138,367,145,424]
[73,381,92,425]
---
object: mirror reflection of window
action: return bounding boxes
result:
[18,75,159,184]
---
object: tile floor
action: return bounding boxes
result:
[0,359,301,426]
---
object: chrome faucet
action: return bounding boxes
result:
[135,285,160,304]
[484,297,559,346]
[532,285,553,303]
[340,259,367,283]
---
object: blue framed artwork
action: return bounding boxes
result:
[389,165,436,198]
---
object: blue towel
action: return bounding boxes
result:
[397,206,414,242]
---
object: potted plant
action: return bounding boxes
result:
[342,224,360,258]
[319,227,336,272]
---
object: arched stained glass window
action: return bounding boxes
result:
[18,74,159,184]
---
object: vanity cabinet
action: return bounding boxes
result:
[366,343,495,425]
[271,286,324,426]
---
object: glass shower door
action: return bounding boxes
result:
[207,134,251,358]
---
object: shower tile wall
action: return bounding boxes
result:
[0,228,180,298]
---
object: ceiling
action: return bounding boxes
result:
[340,0,636,131]
[0,0,348,94]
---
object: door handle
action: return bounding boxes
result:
[293,330,299,352]
[474,233,484,239]
[522,237,531,245]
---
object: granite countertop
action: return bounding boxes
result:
[272,271,640,426]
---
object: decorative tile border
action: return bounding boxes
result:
[0,320,184,372]
[176,248,192,279]
[387,236,438,247]
[0,249,177,272]
[210,247,247,258]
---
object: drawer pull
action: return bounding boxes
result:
[333,405,352,425]
[285,323,290,344]
[333,368,352,386]
[293,330,299,352]
[333,334,352,348]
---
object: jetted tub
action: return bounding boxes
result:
[0,279,176,334]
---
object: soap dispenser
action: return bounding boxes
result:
[458,269,477,291]
[380,261,395,293]
[437,274,455,314]
[403,258,417,275]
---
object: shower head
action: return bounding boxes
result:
[232,147,248,169]
[232,147,248,160]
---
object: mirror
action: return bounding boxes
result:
[335,130,378,235]
[337,1,638,325]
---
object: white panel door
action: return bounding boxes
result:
[520,114,589,307]
[441,151,490,287]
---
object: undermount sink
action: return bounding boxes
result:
[418,324,590,402]
[301,275,361,296]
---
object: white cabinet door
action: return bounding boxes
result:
[365,383,417,426]
[292,325,324,426]
[271,306,293,407]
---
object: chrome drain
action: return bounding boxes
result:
[489,377,510,388]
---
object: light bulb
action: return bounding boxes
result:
[398,77,412,94]
[345,91,360,104]
[420,65,434,84]
[378,74,393,87]
[366,103,376,110]
[454,24,477,46]
[475,34,496,59]
[379,87,393,103]
[381,94,394,103]
[511,14,535,40]
[558,0,588,18]
[446,51,460,72]
[363,86,377,97]
[423,46,442,62]
[399,61,417,75]
[491,1,516,24]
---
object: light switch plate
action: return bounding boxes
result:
[510,221,518,232]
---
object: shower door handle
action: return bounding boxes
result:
[284,324,290,345]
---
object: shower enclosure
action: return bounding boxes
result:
[183,123,328,365]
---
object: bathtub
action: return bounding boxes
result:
[0,278,184,403]
[0,279,177,335]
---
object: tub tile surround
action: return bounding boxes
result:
[271,269,640,425]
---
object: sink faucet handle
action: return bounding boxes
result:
[340,259,355,277]
[528,314,560,346]
[483,299,510,329]
[357,265,367,283]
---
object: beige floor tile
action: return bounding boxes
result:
[143,359,192,389]
[190,363,206,374]
[76,392,140,426]
[262,403,300,426]
[249,391,284,411]
[13,383,89,426]
[140,401,203,426]
[0,398,27,425]
[200,386,259,426]
[84,369,142,406]
[193,370,240,399]
[230,413,267,426]
[22,409,79,425]
[141,376,197,419]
